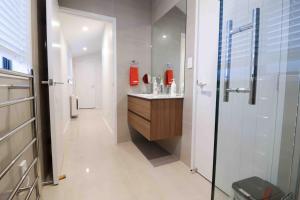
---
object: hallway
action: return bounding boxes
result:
[41,110,211,200]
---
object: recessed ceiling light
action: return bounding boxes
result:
[52,43,61,48]
[51,20,60,27]
[83,47,87,51]
[162,35,167,39]
[82,26,89,31]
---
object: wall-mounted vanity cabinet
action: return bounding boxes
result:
[128,94,184,141]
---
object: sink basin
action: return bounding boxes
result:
[128,93,184,100]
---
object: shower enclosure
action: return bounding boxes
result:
[213,0,300,199]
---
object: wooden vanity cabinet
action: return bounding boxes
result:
[128,95,183,141]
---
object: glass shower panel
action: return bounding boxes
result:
[213,0,300,199]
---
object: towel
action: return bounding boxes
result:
[165,69,173,86]
[130,66,139,86]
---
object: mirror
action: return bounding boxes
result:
[151,0,187,94]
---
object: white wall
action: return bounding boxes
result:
[101,23,114,133]
[73,52,102,109]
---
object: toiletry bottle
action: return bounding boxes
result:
[153,77,158,95]
[170,79,176,96]
[159,78,164,94]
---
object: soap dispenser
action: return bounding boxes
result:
[159,77,164,94]
[152,77,158,95]
[170,79,177,96]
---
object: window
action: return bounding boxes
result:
[0,0,31,73]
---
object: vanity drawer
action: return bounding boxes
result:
[128,96,151,120]
[128,111,151,140]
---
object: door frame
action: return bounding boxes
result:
[59,7,118,145]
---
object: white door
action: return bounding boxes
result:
[45,0,65,185]
[74,59,96,109]
[193,0,220,181]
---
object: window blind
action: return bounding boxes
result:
[0,0,31,73]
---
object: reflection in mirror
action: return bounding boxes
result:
[142,73,150,84]
[151,0,186,95]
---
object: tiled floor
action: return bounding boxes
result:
[41,109,212,200]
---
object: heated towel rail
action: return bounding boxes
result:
[0,68,40,200]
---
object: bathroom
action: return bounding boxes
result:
[0,0,300,200]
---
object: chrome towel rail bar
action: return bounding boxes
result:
[0,138,37,180]
[0,96,35,108]
[0,84,30,89]
[4,185,34,196]
[25,177,38,200]
[0,69,40,199]
[8,158,38,200]
[0,118,35,143]
[0,69,33,79]
[18,186,33,194]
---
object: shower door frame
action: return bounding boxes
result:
[211,0,300,199]
[211,0,224,199]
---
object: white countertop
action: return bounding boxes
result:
[128,93,184,100]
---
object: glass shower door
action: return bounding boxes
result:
[213,0,300,199]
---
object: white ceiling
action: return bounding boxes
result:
[59,12,106,58]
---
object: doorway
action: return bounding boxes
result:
[44,0,117,184]
[73,55,97,109]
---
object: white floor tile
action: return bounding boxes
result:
[41,109,212,200]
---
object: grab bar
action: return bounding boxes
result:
[223,8,260,105]
[0,118,35,143]
[0,96,35,108]
[0,138,37,180]
[8,158,38,200]
[25,177,38,200]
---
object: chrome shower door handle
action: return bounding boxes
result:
[223,20,233,102]
[223,8,260,105]
[249,8,260,105]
